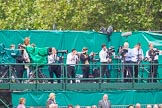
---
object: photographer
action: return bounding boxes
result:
[66,49,78,83]
[146,43,159,82]
[99,44,112,83]
[80,47,94,82]
[15,44,26,83]
[120,42,133,82]
[131,43,144,82]
[48,48,61,83]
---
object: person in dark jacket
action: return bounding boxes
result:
[80,47,93,82]
[15,45,25,83]
[46,93,57,108]
[98,94,111,108]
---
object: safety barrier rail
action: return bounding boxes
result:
[12,104,162,108]
[0,63,162,90]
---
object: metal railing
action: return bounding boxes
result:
[0,63,162,90]
[12,104,162,108]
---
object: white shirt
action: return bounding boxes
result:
[23,49,30,63]
[66,53,78,66]
[146,49,158,61]
[99,49,108,62]
[48,54,59,64]
[131,48,144,62]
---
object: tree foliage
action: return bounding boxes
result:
[0,0,161,31]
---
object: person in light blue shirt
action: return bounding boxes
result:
[121,42,133,82]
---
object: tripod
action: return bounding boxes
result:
[0,65,19,83]
[149,59,158,83]
[29,65,48,83]
[121,56,132,82]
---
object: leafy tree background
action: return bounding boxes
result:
[0,0,161,31]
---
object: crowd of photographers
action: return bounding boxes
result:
[0,37,161,83]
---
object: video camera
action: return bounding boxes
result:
[91,52,99,56]
[57,50,68,54]
[107,46,115,58]
[47,48,68,55]
[148,48,159,61]
[118,46,128,57]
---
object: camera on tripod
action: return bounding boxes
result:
[57,50,68,54]
[47,48,68,55]
[107,46,115,58]
[91,52,98,56]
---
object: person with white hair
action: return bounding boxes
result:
[121,42,133,82]
[153,104,159,108]
[136,103,141,108]
[98,94,111,108]
[146,104,152,108]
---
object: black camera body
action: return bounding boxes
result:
[118,46,128,57]
[148,49,159,61]
[91,52,99,56]
[107,46,115,58]
[57,50,68,54]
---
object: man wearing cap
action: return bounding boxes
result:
[80,47,93,82]
[66,49,78,83]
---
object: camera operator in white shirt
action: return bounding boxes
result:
[66,49,78,83]
[99,44,112,83]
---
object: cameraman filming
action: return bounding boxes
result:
[99,44,112,83]
[146,43,159,82]
[120,42,133,82]
[80,47,94,82]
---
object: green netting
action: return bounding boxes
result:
[0,30,162,77]
[12,90,162,107]
[0,30,162,107]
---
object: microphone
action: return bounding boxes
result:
[121,31,132,37]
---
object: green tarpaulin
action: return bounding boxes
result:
[12,90,162,107]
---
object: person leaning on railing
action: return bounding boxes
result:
[99,44,112,83]
[48,47,61,83]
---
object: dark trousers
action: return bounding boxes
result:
[48,65,61,83]
[16,70,24,83]
[124,61,133,82]
[101,62,110,82]
[81,65,90,82]
[67,66,75,83]
[149,60,158,82]
[132,62,139,82]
